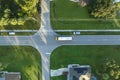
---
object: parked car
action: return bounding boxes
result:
[73,31,80,35]
[9,32,15,35]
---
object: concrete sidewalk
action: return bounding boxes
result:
[0,30,38,32]
[55,29,120,32]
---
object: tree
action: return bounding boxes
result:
[15,0,38,13]
[0,0,39,26]
[10,18,17,25]
[17,18,25,25]
[89,0,120,18]
[0,18,9,26]
[101,59,120,80]
[102,73,109,80]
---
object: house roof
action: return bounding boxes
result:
[68,64,91,80]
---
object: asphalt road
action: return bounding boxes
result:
[0,0,120,80]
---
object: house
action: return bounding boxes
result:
[67,64,96,80]
[0,71,21,80]
[51,64,97,80]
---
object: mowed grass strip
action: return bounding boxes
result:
[0,46,41,80]
[51,75,66,80]
[1,19,40,30]
[51,45,120,80]
[50,0,120,30]
[51,20,115,30]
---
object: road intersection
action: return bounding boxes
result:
[0,0,120,80]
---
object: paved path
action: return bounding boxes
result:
[0,30,38,32]
[0,0,120,80]
[55,29,120,32]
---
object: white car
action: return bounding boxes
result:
[73,31,80,35]
[9,32,15,35]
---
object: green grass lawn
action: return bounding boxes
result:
[51,75,66,80]
[51,0,89,19]
[50,0,120,30]
[0,19,40,35]
[0,19,40,30]
[50,45,120,80]
[0,46,41,80]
